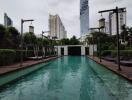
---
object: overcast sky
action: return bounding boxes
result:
[0,0,131,38]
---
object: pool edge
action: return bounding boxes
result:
[0,56,62,87]
[87,56,132,83]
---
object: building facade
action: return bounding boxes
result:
[105,21,110,34]
[49,14,67,40]
[4,13,13,27]
[80,0,89,37]
[55,45,97,56]
[109,10,126,35]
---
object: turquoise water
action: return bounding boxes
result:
[0,56,132,100]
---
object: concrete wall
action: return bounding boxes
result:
[89,45,97,56]
[81,46,85,56]
[64,46,68,56]
[55,45,97,56]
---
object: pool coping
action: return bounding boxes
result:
[87,56,132,82]
[0,56,61,76]
[0,56,62,87]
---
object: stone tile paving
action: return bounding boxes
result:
[0,56,60,75]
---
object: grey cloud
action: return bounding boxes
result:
[0,0,132,38]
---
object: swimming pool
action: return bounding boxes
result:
[0,56,132,100]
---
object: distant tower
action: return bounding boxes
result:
[109,10,126,35]
[49,14,67,40]
[80,0,89,37]
[4,13,13,27]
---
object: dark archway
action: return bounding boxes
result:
[85,47,89,55]
[68,46,81,56]
[61,48,64,55]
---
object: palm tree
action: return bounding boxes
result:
[23,32,37,57]
[120,24,129,43]
[128,27,132,48]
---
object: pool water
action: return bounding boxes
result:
[0,56,132,100]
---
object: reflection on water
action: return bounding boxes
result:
[0,56,132,100]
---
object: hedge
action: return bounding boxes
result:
[0,49,56,66]
[102,50,132,58]
[15,50,34,62]
[0,49,16,66]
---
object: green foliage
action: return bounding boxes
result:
[0,24,6,40]
[37,37,43,46]
[15,50,39,62]
[120,24,129,42]
[0,49,16,66]
[43,39,50,46]
[23,32,37,46]
[59,38,70,45]
[58,36,80,45]
[93,51,98,56]
[6,26,20,48]
[0,25,20,49]
[101,50,112,57]
[69,36,80,45]
[125,47,132,50]
[7,27,19,38]
[102,50,132,58]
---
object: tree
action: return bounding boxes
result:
[0,24,6,40]
[90,31,108,44]
[59,38,70,45]
[37,37,43,47]
[42,38,50,46]
[70,36,80,45]
[0,25,20,49]
[23,32,37,47]
[128,27,132,48]
[120,24,129,42]
[6,26,20,48]
[0,24,6,48]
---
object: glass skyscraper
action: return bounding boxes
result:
[4,13,13,27]
[80,0,89,36]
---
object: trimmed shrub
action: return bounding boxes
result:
[0,49,16,66]
[15,50,35,62]
[101,50,112,57]
[102,50,132,58]
[111,50,132,57]
[93,51,98,56]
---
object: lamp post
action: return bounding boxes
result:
[20,19,34,67]
[41,31,50,58]
[42,31,45,59]
[98,7,126,71]
[90,27,103,62]
[89,28,95,58]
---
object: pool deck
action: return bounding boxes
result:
[0,56,60,75]
[88,56,132,81]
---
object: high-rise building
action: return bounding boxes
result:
[109,10,126,35]
[4,13,13,27]
[80,0,89,37]
[105,21,110,34]
[49,14,67,40]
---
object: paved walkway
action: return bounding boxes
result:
[88,56,132,81]
[0,56,60,75]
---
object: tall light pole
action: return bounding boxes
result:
[20,19,34,67]
[90,27,103,62]
[99,7,126,71]
[41,31,50,58]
